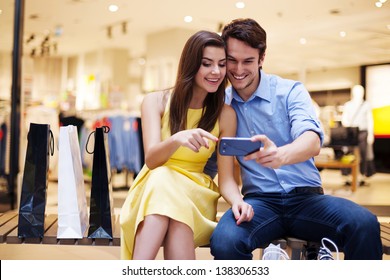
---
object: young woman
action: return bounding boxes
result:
[120,30,252,260]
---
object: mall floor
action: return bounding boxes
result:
[0,169,389,260]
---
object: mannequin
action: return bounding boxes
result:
[341,85,375,186]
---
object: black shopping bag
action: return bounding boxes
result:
[18,123,53,238]
[87,126,114,239]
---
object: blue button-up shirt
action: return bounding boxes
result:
[226,70,324,195]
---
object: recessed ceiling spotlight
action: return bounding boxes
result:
[29,14,39,20]
[379,0,387,3]
[138,58,146,66]
[184,16,193,23]
[299,38,307,45]
[375,2,383,7]
[108,5,119,12]
[329,9,340,15]
[236,2,245,9]
[339,31,346,37]
[107,26,112,38]
[54,25,63,36]
[122,21,127,34]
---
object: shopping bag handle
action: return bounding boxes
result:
[49,129,54,156]
[26,127,54,156]
[85,126,110,154]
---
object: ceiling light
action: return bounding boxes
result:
[138,58,146,66]
[26,34,35,44]
[375,2,383,7]
[299,38,307,45]
[339,31,346,37]
[329,9,340,15]
[184,16,193,23]
[107,26,112,38]
[217,22,224,32]
[122,21,127,34]
[236,2,245,9]
[108,5,119,12]
[54,25,63,37]
[379,0,387,3]
[29,14,39,20]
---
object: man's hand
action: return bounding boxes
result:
[231,201,254,225]
[244,135,283,169]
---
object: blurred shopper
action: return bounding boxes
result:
[341,85,376,186]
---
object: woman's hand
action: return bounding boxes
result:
[172,128,218,152]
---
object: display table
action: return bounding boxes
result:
[315,147,360,192]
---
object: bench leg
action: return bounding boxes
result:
[290,248,302,260]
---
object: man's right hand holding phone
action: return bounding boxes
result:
[244,135,282,169]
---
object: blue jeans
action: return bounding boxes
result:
[210,191,383,260]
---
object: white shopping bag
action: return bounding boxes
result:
[57,125,89,238]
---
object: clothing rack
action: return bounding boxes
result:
[76,110,144,184]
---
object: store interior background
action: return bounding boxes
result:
[1,0,390,220]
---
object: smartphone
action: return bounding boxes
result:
[219,137,262,156]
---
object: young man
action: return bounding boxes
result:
[210,18,382,260]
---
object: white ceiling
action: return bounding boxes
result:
[0,0,389,75]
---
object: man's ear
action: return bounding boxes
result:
[259,52,265,68]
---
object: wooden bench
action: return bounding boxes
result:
[1,211,389,259]
[0,211,120,246]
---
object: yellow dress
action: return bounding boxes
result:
[120,105,220,260]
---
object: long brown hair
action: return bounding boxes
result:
[169,30,227,135]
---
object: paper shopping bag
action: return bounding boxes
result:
[57,125,88,239]
[18,123,53,238]
[87,126,114,239]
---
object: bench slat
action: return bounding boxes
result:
[0,215,18,243]
[0,211,17,227]
[380,223,390,234]
[6,214,57,244]
[42,218,59,244]
[24,214,58,244]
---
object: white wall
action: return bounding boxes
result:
[278,66,360,92]
[0,52,12,100]
[143,28,197,92]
